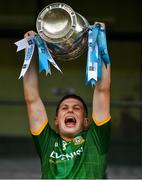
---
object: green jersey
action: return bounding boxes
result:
[32,120,111,179]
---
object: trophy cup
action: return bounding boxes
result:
[15,2,110,85]
[36,2,89,61]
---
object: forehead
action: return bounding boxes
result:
[60,98,83,107]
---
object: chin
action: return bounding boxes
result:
[63,128,82,138]
[58,124,83,138]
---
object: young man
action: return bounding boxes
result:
[23,30,111,179]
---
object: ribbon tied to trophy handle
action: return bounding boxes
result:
[86,21,110,86]
[15,34,62,79]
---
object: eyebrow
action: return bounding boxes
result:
[60,104,82,108]
[60,104,68,108]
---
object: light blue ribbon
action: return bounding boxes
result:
[86,23,110,86]
[34,35,51,74]
[97,24,110,67]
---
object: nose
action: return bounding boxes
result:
[67,107,74,113]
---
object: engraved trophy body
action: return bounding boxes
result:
[36,2,89,61]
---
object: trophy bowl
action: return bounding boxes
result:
[36,2,89,61]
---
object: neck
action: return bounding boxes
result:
[61,135,74,142]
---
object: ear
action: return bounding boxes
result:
[83,117,90,129]
[54,116,59,126]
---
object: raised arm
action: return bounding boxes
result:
[23,31,48,134]
[92,63,111,125]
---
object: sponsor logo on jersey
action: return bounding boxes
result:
[50,146,83,161]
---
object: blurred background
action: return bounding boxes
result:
[0,0,142,178]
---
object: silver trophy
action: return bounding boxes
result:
[36,2,89,61]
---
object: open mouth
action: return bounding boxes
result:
[64,117,76,127]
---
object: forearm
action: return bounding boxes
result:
[23,51,39,103]
[95,63,111,92]
[92,63,111,123]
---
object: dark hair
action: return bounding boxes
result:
[56,94,88,117]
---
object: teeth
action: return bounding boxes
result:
[65,117,76,123]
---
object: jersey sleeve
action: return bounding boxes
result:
[32,122,57,160]
[88,119,111,154]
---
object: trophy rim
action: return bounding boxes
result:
[36,2,77,43]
